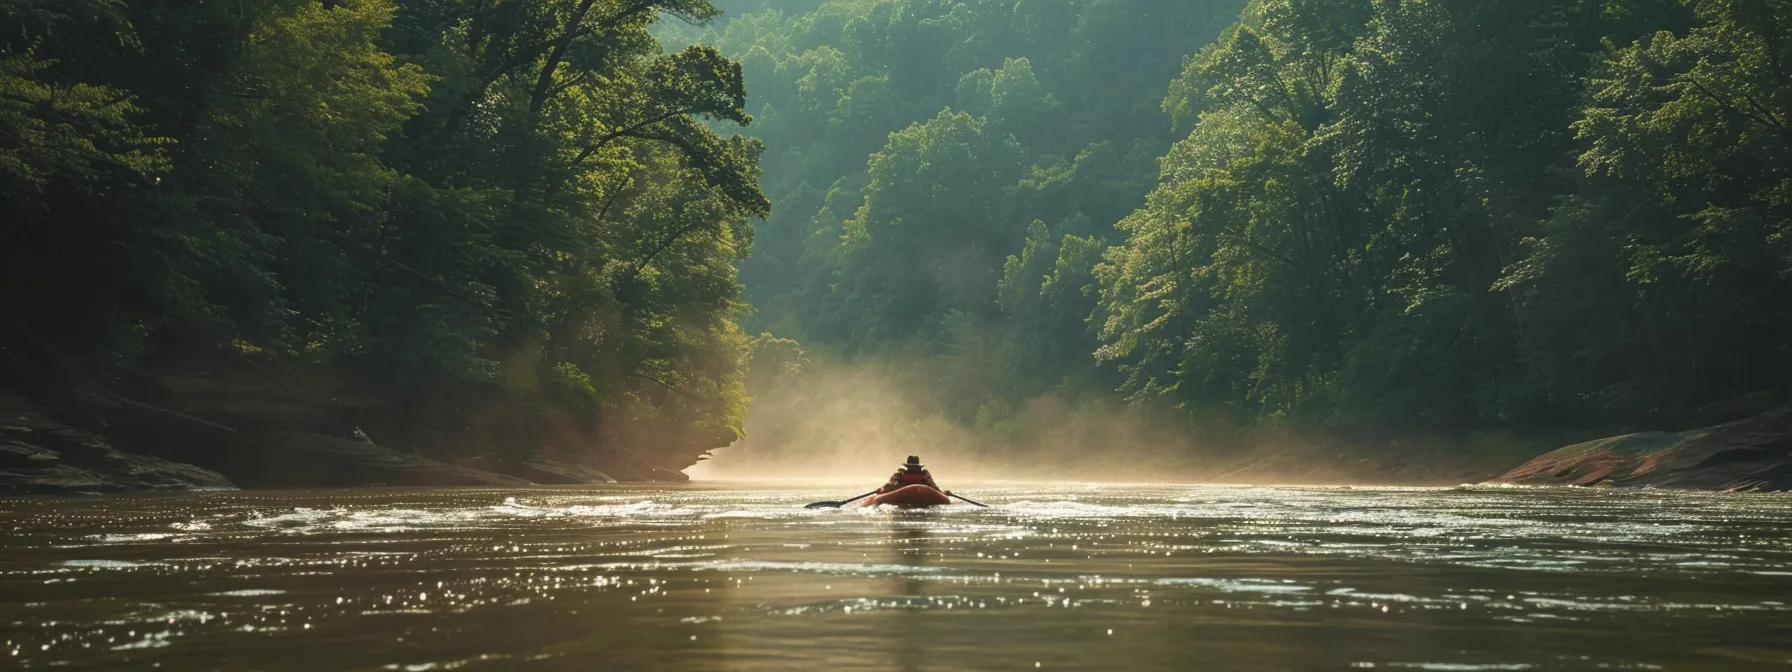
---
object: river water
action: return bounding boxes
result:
[2,483,1790,670]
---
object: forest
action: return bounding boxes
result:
[665,0,1792,466]
[1,0,766,481]
[2,0,1789,480]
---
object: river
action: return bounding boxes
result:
[2,483,1789,670]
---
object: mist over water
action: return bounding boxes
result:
[696,356,1520,486]
[699,357,1214,482]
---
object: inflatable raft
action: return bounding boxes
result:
[862,484,952,508]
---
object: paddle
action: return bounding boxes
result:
[946,491,990,508]
[804,490,878,509]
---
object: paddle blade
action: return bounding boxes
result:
[802,491,878,508]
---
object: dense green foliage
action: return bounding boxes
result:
[0,0,766,463]
[679,0,1789,456]
[661,0,1246,449]
[5,0,1788,471]
[1102,0,1788,433]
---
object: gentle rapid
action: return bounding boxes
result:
[2,483,1789,670]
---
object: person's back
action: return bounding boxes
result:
[881,455,940,493]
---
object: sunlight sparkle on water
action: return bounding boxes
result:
[0,484,1788,670]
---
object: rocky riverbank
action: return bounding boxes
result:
[1491,408,1792,492]
[1,360,712,495]
[0,386,551,496]
[13,363,1786,496]
[1,391,233,495]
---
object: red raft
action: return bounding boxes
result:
[862,484,952,508]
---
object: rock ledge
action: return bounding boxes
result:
[1,391,234,496]
[1492,408,1792,492]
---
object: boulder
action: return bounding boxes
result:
[1492,408,1792,492]
[0,391,234,496]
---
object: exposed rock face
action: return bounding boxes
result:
[4,351,723,491]
[1493,408,1792,492]
[462,452,619,485]
[0,391,234,496]
[96,367,703,488]
[159,369,717,484]
[244,432,534,488]
[93,400,534,489]
[456,451,693,485]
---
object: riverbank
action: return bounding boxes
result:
[1491,407,1792,492]
[1193,409,1792,492]
[0,391,233,496]
[10,373,1788,495]
[1186,433,1561,487]
[0,362,704,495]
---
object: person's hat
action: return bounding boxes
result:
[902,455,924,470]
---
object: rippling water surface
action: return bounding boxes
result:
[3,483,1791,670]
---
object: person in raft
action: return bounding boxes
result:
[880,455,948,494]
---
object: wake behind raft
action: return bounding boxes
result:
[804,455,989,509]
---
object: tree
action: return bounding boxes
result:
[1503,0,1792,423]
[1,0,770,477]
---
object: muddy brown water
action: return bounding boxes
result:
[2,483,1790,670]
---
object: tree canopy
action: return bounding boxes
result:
[1,0,768,469]
[5,0,1787,472]
[677,0,1789,459]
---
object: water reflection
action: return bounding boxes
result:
[0,484,1788,670]
[891,519,929,672]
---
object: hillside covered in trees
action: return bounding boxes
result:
[669,0,1792,469]
[1,0,767,485]
[2,0,1789,487]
